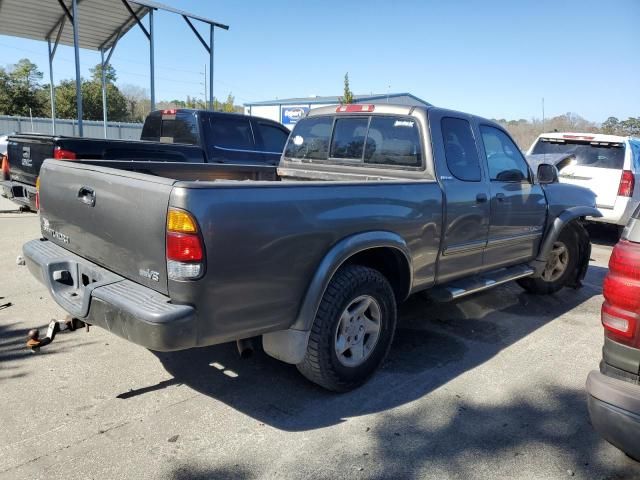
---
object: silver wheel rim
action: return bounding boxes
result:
[542,241,569,282]
[334,295,382,368]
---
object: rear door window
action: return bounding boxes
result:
[441,117,481,181]
[211,117,255,150]
[284,116,333,160]
[364,117,422,167]
[255,122,289,153]
[330,117,369,160]
[531,138,625,170]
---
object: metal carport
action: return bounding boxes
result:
[0,0,228,136]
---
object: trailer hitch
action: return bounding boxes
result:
[26,316,88,352]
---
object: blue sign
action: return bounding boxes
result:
[281,107,309,126]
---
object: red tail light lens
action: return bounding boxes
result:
[618,170,634,197]
[53,147,77,160]
[602,239,640,347]
[166,232,203,262]
[1,154,9,180]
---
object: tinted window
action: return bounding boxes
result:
[441,117,481,181]
[140,111,199,144]
[284,116,333,160]
[211,117,254,150]
[481,125,530,182]
[365,117,422,167]
[331,118,369,160]
[531,138,626,170]
[257,122,289,153]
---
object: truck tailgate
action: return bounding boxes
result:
[38,160,174,295]
[7,135,54,185]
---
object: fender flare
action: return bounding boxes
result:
[262,231,412,365]
[532,206,601,276]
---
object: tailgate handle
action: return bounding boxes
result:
[77,186,96,207]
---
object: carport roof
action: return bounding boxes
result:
[0,0,228,51]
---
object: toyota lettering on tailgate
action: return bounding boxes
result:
[41,217,70,244]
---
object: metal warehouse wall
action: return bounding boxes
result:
[0,115,143,140]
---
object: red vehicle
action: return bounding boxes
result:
[587,206,640,461]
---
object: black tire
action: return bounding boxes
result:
[517,223,581,294]
[296,265,397,392]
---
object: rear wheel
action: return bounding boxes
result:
[518,224,580,294]
[296,265,396,392]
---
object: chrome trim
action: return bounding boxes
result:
[214,145,280,155]
[486,231,543,247]
[448,268,534,300]
[443,240,486,256]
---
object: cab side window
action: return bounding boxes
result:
[257,122,289,153]
[480,125,530,182]
[441,117,481,181]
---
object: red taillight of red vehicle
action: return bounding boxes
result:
[618,170,634,197]
[1,154,9,181]
[53,147,77,160]
[602,239,640,347]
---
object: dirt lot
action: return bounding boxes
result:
[0,195,638,480]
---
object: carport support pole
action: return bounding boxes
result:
[149,8,155,111]
[47,39,57,135]
[101,49,108,138]
[71,0,83,136]
[208,25,214,111]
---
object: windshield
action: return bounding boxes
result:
[531,138,625,169]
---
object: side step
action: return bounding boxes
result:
[428,264,534,302]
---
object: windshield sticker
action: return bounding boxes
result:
[394,120,414,128]
[293,135,304,146]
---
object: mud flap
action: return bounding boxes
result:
[568,222,592,289]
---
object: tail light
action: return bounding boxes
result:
[166,208,204,280]
[1,154,9,181]
[602,239,640,347]
[53,147,77,160]
[618,170,634,197]
[35,176,40,210]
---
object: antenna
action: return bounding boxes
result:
[542,97,545,133]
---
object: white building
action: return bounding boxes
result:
[244,93,431,130]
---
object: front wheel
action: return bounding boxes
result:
[518,224,581,294]
[296,265,397,392]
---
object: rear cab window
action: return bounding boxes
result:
[140,110,200,145]
[284,114,423,168]
[531,137,626,170]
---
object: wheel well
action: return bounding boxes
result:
[344,247,411,301]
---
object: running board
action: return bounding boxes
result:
[428,265,535,302]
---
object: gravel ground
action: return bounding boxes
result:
[0,195,638,480]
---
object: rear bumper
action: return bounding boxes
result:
[586,370,640,460]
[1,179,37,210]
[591,197,639,226]
[23,238,198,351]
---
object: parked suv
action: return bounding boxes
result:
[527,133,640,230]
[586,205,640,461]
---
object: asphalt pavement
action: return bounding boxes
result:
[0,195,638,480]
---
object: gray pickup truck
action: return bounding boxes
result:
[23,104,600,391]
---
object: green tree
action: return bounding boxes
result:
[619,117,640,137]
[53,64,131,122]
[339,72,354,105]
[221,93,236,112]
[89,63,117,84]
[0,59,48,117]
[601,116,620,135]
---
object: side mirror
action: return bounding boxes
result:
[537,163,558,184]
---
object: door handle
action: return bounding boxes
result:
[476,193,488,203]
[495,193,506,202]
[77,186,96,207]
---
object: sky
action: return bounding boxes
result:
[0,0,638,123]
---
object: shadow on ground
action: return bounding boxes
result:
[126,266,609,434]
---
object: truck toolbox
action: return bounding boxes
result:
[23,238,197,351]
